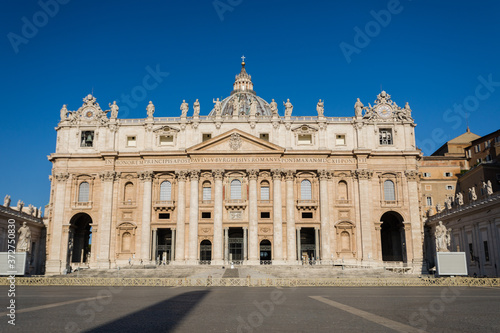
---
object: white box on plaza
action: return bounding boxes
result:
[436,252,468,276]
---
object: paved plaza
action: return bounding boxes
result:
[1,285,500,332]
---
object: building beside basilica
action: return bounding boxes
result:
[45,61,424,275]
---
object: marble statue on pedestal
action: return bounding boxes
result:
[484,180,493,196]
[232,98,240,117]
[436,203,443,213]
[249,100,257,117]
[469,187,477,201]
[354,98,364,117]
[180,100,189,117]
[404,102,412,118]
[193,99,200,117]
[17,200,24,211]
[283,99,293,117]
[146,101,155,118]
[213,98,222,117]
[316,99,324,117]
[109,101,119,119]
[445,197,452,210]
[4,195,11,207]
[435,221,451,252]
[270,99,278,117]
[60,104,68,121]
[456,192,464,206]
[16,222,31,253]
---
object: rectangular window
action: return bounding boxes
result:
[336,134,346,145]
[127,136,137,147]
[444,172,452,177]
[202,133,212,142]
[302,212,313,219]
[260,212,270,219]
[159,213,170,220]
[201,212,211,219]
[81,131,94,147]
[485,154,492,162]
[259,133,269,141]
[446,185,454,190]
[467,149,471,158]
[160,135,174,146]
[298,134,312,145]
[495,136,500,143]
[484,241,490,262]
[477,159,482,164]
[485,140,491,148]
[426,197,432,206]
[475,144,481,153]
[379,129,393,145]
[423,172,431,177]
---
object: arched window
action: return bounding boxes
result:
[301,179,312,200]
[78,182,89,202]
[122,232,131,252]
[124,182,134,202]
[337,181,348,200]
[260,181,270,201]
[384,180,395,201]
[160,181,172,201]
[230,179,242,200]
[202,181,212,201]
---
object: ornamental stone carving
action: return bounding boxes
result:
[138,171,154,181]
[469,187,477,201]
[229,133,242,150]
[318,169,329,180]
[176,170,188,181]
[100,171,119,182]
[247,169,258,180]
[404,170,420,181]
[4,195,11,207]
[190,170,200,180]
[484,180,493,196]
[354,169,373,180]
[456,192,464,206]
[435,221,451,252]
[284,170,295,181]
[271,169,282,179]
[212,169,224,180]
[54,173,70,182]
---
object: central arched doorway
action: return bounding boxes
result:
[200,240,212,263]
[380,211,406,262]
[260,239,272,264]
[68,213,92,266]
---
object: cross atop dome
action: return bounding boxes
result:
[241,55,246,63]
[233,57,253,93]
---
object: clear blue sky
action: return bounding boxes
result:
[1,0,499,210]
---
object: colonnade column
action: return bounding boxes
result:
[224,227,229,262]
[46,173,69,275]
[243,227,248,260]
[318,170,331,263]
[152,228,157,262]
[171,228,176,262]
[174,171,187,263]
[213,169,224,264]
[188,170,200,264]
[296,227,302,263]
[405,170,423,270]
[248,169,259,264]
[140,171,153,262]
[272,169,283,263]
[355,169,374,262]
[285,170,297,262]
[315,227,320,260]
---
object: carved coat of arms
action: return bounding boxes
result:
[229,133,242,150]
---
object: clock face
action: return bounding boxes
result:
[376,104,392,118]
[84,108,95,120]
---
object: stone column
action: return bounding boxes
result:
[188,170,200,264]
[140,171,153,262]
[171,228,176,262]
[272,169,283,263]
[285,170,297,262]
[152,229,157,262]
[243,227,248,260]
[224,227,229,262]
[355,169,374,262]
[98,171,118,268]
[297,227,302,263]
[46,173,69,274]
[247,169,259,264]
[405,170,423,271]
[318,170,331,263]
[213,169,224,265]
[315,227,320,260]
[174,171,187,263]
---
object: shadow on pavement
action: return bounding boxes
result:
[86,289,210,332]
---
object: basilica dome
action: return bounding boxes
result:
[209,60,272,117]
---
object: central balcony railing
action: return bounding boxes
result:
[153,200,176,211]
[296,200,318,210]
[224,199,247,210]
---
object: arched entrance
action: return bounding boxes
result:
[380,211,406,262]
[68,213,92,266]
[200,240,212,262]
[260,240,272,264]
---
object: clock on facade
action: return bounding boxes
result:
[376,104,392,119]
[83,107,95,120]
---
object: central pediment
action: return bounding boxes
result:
[186,129,284,155]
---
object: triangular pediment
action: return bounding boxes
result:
[187,129,284,154]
